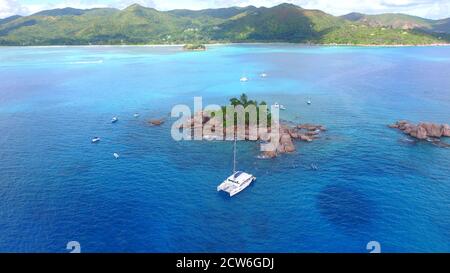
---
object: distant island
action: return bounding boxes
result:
[0,3,449,46]
[183,44,206,51]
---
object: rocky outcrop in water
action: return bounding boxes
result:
[177,111,210,130]
[149,118,165,126]
[260,124,327,158]
[389,121,450,147]
[179,112,326,158]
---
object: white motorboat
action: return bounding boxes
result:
[217,136,256,197]
[273,102,286,110]
[111,117,119,123]
[113,153,120,159]
[240,77,249,82]
[307,100,312,105]
[260,73,268,78]
[133,113,140,118]
[91,137,101,143]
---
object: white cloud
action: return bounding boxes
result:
[276,0,449,19]
[0,0,29,18]
[1,0,449,19]
[0,0,156,18]
[212,0,450,18]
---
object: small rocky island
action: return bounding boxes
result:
[178,94,326,158]
[183,44,206,51]
[389,120,450,147]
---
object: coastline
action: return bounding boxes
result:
[1,42,450,49]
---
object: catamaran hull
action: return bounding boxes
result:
[217,177,256,197]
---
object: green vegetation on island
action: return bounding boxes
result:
[221,93,272,128]
[0,3,449,46]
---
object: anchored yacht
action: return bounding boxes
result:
[218,171,256,197]
[273,102,286,110]
[217,136,255,197]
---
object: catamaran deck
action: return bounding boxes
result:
[217,171,255,196]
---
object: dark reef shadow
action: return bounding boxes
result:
[317,184,376,234]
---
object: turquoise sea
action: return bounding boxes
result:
[0,45,449,252]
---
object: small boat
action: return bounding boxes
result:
[273,102,286,110]
[111,117,118,123]
[307,100,312,105]
[91,137,101,143]
[240,77,249,82]
[310,163,319,171]
[133,113,140,118]
[260,73,268,78]
[217,136,256,197]
[113,153,120,159]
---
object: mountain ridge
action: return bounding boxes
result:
[0,3,448,46]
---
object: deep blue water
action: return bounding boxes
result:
[0,45,449,253]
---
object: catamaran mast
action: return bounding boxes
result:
[233,133,237,174]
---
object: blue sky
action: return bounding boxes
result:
[1,0,449,19]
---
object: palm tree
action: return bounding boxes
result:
[230,98,241,107]
[224,95,272,129]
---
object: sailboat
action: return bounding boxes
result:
[217,136,256,197]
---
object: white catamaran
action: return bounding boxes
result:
[217,136,256,197]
